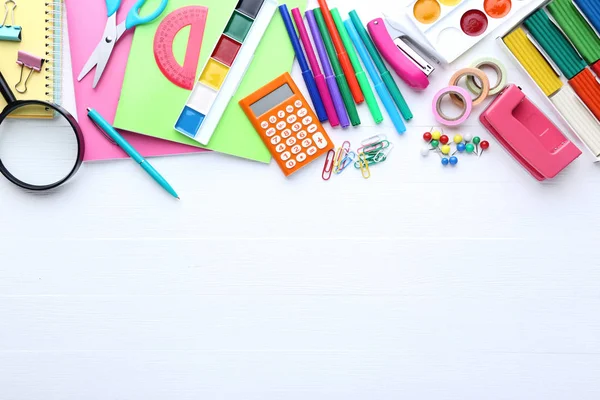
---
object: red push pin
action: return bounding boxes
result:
[423,131,432,142]
[439,135,449,145]
[478,140,490,158]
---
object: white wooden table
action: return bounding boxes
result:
[1,0,600,398]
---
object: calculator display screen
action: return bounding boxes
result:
[250,84,294,117]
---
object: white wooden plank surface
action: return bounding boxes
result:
[1,0,600,398]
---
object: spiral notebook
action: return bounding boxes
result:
[0,0,61,118]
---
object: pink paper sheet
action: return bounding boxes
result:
[65,0,207,161]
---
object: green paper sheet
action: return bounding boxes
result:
[114,0,306,163]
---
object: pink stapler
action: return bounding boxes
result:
[368,17,442,90]
[480,84,581,181]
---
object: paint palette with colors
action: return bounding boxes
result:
[175,0,278,145]
[407,0,546,63]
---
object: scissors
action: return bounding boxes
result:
[78,0,169,88]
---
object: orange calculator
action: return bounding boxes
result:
[240,73,334,176]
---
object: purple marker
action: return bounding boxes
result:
[306,9,350,128]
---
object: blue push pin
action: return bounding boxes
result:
[453,143,466,155]
[449,156,458,166]
[441,157,449,166]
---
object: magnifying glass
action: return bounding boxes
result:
[0,71,85,190]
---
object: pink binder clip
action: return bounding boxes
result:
[15,51,44,94]
[480,84,581,181]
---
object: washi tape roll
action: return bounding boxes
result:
[466,58,507,96]
[432,86,473,127]
[448,67,490,107]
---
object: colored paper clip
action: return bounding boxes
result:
[15,51,44,94]
[335,151,356,174]
[333,141,351,171]
[374,142,394,163]
[322,149,335,181]
[361,134,387,147]
[357,152,370,179]
[0,0,21,42]
[362,140,390,155]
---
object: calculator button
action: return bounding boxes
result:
[294,100,302,108]
[296,153,307,163]
[269,115,277,123]
[281,151,291,161]
[276,143,286,153]
[292,123,302,132]
[286,105,294,113]
[271,136,281,145]
[281,129,292,139]
[287,115,297,124]
[286,159,297,169]
[297,108,308,118]
[313,132,328,149]
[276,121,286,131]
[261,121,269,129]
[302,116,313,125]
[307,124,318,134]
[291,145,302,154]
[266,127,276,137]
[278,110,285,119]
[286,137,297,146]
[302,138,312,148]
[307,146,317,156]
[297,130,307,140]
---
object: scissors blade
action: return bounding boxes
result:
[78,14,118,86]
[77,37,107,82]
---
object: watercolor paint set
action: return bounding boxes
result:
[175,0,278,145]
[497,0,600,160]
[407,0,546,63]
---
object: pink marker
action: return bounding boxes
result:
[291,8,339,127]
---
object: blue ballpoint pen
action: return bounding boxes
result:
[87,108,180,199]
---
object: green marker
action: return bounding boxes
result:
[331,8,383,124]
[314,8,361,127]
[349,10,413,121]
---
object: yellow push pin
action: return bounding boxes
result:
[431,129,442,141]
[453,134,463,144]
[441,144,451,155]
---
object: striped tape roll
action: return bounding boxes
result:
[550,86,600,157]
[548,0,600,65]
[503,28,563,97]
[524,9,586,80]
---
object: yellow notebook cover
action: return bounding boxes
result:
[0,0,61,118]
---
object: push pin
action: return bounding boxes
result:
[439,135,449,145]
[0,0,21,42]
[473,136,481,154]
[15,51,44,94]
[452,143,466,155]
[431,129,442,141]
[465,143,475,154]
[441,144,451,155]
[441,157,449,166]
[463,133,472,145]
[449,156,458,166]
[478,140,489,158]
[453,134,463,144]
[423,131,432,142]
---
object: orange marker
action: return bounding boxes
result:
[317,0,364,104]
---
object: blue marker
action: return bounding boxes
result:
[278,5,328,123]
[343,19,405,134]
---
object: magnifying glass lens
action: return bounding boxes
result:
[0,104,80,187]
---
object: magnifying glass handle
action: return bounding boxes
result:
[0,71,17,104]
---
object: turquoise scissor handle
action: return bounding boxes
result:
[105,0,121,17]
[125,0,169,30]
